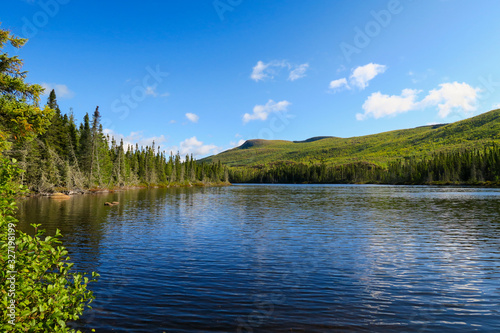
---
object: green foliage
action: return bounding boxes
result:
[229,144,500,185]
[0,159,98,332]
[203,109,500,185]
[202,109,500,169]
[5,96,230,191]
[0,24,53,151]
[0,25,98,331]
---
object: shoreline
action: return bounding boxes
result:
[231,181,500,188]
[23,181,232,198]
[20,180,499,199]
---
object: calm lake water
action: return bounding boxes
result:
[16,185,500,332]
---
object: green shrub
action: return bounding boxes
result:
[1,158,98,332]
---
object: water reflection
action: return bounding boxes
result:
[16,185,500,332]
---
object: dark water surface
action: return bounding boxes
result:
[16,185,500,332]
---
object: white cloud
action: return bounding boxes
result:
[185,113,199,123]
[41,83,75,99]
[329,78,349,91]
[357,89,421,120]
[243,99,291,123]
[251,60,308,82]
[349,63,387,89]
[328,63,386,92]
[493,103,500,109]
[230,139,246,147]
[143,86,169,98]
[251,61,268,81]
[251,61,277,81]
[102,130,220,158]
[288,63,309,81]
[357,81,481,120]
[420,82,480,118]
[169,119,176,124]
[179,136,221,158]
[103,129,167,150]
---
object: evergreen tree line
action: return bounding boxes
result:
[229,144,500,185]
[5,90,229,192]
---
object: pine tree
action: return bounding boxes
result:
[78,113,92,179]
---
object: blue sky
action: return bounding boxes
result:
[3,0,500,157]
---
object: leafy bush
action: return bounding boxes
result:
[1,25,98,331]
[1,157,98,332]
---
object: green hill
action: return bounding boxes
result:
[202,109,500,168]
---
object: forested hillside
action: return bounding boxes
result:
[4,90,228,193]
[228,145,500,185]
[204,109,500,185]
[203,109,500,168]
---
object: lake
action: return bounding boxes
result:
[16,185,500,332]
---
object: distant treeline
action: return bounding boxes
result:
[229,144,500,185]
[5,90,228,192]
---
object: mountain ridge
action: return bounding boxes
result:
[201,109,500,168]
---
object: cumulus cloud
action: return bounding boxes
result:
[179,136,221,158]
[102,130,220,158]
[250,60,284,81]
[329,78,349,91]
[102,129,167,150]
[243,99,291,123]
[329,63,386,92]
[356,81,481,120]
[349,63,387,89]
[357,89,421,120]
[420,82,480,118]
[41,83,75,99]
[185,113,199,123]
[251,61,271,81]
[251,60,308,82]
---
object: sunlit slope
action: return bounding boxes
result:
[202,109,500,167]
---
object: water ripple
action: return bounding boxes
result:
[15,185,500,332]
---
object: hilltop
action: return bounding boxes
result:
[202,109,500,168]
